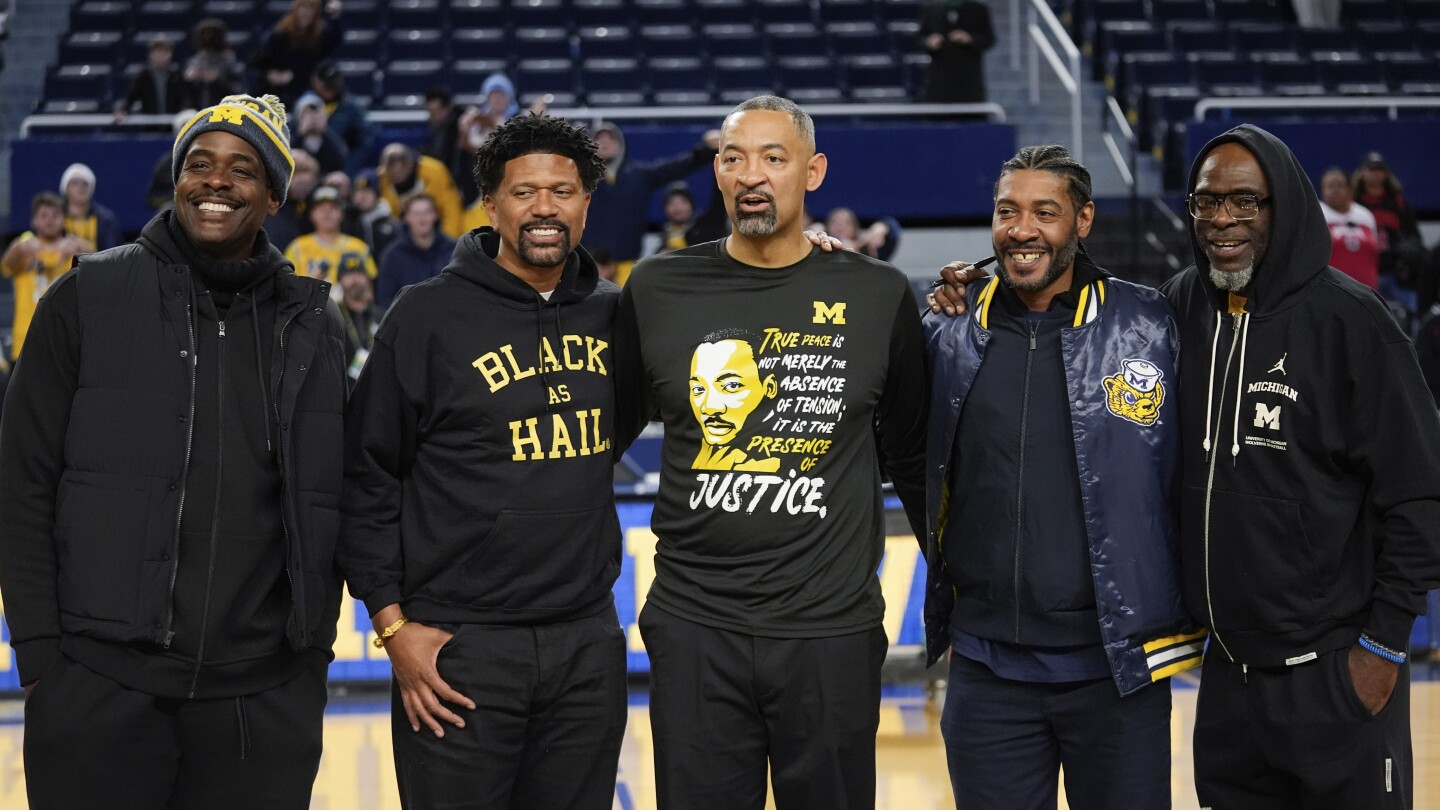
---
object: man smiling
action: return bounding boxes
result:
[340,113,627,809]
[0,93,347,809]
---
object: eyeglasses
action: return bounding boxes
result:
[1187,193,1269,221]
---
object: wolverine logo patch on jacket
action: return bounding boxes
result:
[1102,358,1165,426]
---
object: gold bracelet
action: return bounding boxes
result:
[373,616,408,648]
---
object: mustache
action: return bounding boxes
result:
[703,415,736,430]
[188,193,245,207]
[999,241,1048,252]
[733,188,775,210]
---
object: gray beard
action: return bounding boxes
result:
[735,208,777,237]
[1209,265,1254,292]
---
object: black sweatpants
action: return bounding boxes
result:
[23,652,326,810]
[392,606,628,810]
[940,652,1172,810]
[1194,647,1412,809]
[638,602,889,810]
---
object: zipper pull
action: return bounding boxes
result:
[1028,321,1038,351]
[218,321,227,339]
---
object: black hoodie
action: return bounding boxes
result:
[1161,125,1440,667]
[340,229,623,626]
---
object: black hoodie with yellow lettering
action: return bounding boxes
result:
[339,228,623,626]
[1161,125,1440,667]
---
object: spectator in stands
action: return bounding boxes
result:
[919,0,997,104]
[375,193,455,310]
[1353,151,1425,319]
[59,163,123,251]
[586,121,720,284]
[294,92,349,175]
[310,60,375,175]
[1292,0,1340,28]
[2,193,87,361]
[824,206,902,262]
[323,169,351,202]
[655,181,728,254]
[114,36,193,123]
[0,93,345,810]
[336,258,380,386]
[379,142,464,240]
[1319,166,1380,290]
[253,0,344,107]
[424,87,478,207]
[344,168,400,260]
[285,185,377,285]
[267,148,320,251]
[457,72,520,153]
[184,18,243,108]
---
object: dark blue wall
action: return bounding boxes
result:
[1184,119,1440,211]
[9,121,1018,235]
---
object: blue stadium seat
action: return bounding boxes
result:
[382,60,447,97]
[888,24,922,55]
[1356,21,1418,53]
[335,59,380,98]
[778,54,839,93]
[72,1,132,34]
[755,0,815,25]
[451,0,507,29]
[633,0,695,27]
[1190,52,1261,94]
[336,28,381,61]
[47,63,115,107]
[1150,0,1212,23]
[639,24,700,57]
[1404,0,1440,21]
[876,0,923,26]
[704,23,764,57]
[1256,54,1327,94]
[1230,22,1299,56]
[199,1,263,34]
[1103,20,1166,55]
[1319,54,1391,93]
[1344,0,1404,22]
[61,31,126,68]
[1383,52,1440,90]
[1420,20,1440,52]
[388,29,445,62]
[514,27,576,61]
[1214,0,1287,22]
[126,30,186,65]
[511,0,569,30]
[452,28,510,61]
[768,22,828,56]
[453,58,514,96]
[1297,26,1360,57]
[829,20,890,57]
[515,57,579,99]
[1168,20,1232,56]
[580,57,648,105]
[137,1,195,35]
[695,0,754,26]
[842,53,903,95]
[1119,52,1192,112]
[648,55,712,104]
[577,25,636,59]
[713,55,775,102]
[1140,84,1201,152]
[573,0,632,28]
[388,0,445,30]
[818,0,879,26]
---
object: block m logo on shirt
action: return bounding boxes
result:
[1254,402,1281,430]
[812,301,846,325]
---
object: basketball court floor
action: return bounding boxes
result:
[1,666,1437,809]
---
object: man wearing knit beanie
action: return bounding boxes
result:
[58,162,123,250]
[0,90,346,809]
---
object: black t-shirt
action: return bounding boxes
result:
[615,239,927,637]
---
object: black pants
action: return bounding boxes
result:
[23,653,326,810]
[639,603,889,810]
[1194,648,1413,809]
[392,607,628,810]
[940,652,1171,810]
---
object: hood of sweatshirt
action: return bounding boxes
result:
[445,227,600,308]
[1186,124,1332,316]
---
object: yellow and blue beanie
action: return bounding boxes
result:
[172,93,296,204]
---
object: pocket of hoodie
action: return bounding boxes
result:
[300,493,342,629]
[1191,486,1324,634]
[459,506,619,611]
[54,476,155,627]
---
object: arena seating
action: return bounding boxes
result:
[50,0,931,111]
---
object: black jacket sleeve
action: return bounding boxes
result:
[875,283,929,546]
[611,282,655,455]
[337,333,418,618]
[0,274,82,684]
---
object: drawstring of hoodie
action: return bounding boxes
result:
[239,293,273,454]
[536,290,565,412]
[234,695,251,759]
[1201,308,1252,464]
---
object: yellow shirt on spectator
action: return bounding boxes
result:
[2,232,72,360]
[284,233,378,285]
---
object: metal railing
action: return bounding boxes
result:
[20,102,1009,138]
[1193,95,1440,121]
[1025,0,1082,154]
